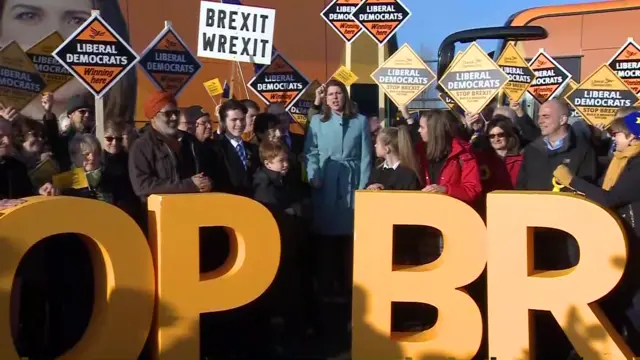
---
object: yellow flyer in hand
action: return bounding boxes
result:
[330,66,358,87]
[52,167,88,189]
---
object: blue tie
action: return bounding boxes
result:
[235,143,247,169]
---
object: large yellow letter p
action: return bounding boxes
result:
[148,193,281,359]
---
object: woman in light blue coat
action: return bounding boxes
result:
[303,79,372,304]
[304,79,372,236]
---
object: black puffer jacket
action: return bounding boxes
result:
[570,154,640,346]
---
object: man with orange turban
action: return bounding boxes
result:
[128,91,212,210]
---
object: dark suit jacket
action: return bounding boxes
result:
[283,132,310,196]
[286,132,305,156]
[209,136,259,197]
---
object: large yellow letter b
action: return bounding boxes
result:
[352,191,487,359]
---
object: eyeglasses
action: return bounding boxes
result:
[105,136,123,143]
[488,133,506,140]
[158,110,180,119]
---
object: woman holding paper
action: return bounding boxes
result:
[552,111,640,352]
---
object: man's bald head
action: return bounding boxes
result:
[544,98,570,118]
[538,98,569,138]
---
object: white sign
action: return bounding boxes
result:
[197,1,275,65]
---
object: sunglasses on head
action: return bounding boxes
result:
[488,133,506,140]
[105,136,123,143]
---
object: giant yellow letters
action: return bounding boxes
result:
[147,194,280,359]
[353,191,634,360]
[352,192,487,359]
[0,191,635,359]
[487,192,633,359]
[0,196,155,360]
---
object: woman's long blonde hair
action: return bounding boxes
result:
[377,126,422,184]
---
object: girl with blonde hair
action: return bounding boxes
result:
[367,125,421,190]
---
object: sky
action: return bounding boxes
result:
[395,0,602,60]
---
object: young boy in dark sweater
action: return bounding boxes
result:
[252,140,310,341]
[253,140,306,215]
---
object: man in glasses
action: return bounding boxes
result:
[179,105,213,143]
[129,91,212,221]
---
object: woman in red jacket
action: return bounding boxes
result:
[475,116,523,191]
[416,110,482,204]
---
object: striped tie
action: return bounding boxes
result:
[235,143,247,169]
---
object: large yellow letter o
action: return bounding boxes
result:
[0,196,155,359]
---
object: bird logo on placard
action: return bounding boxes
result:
[536,57,549,67]
[624,49,638,59]
[88,27,105,40]
[163,38,178,50]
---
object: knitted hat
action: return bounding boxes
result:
[623,111,640,138]
[144,91,177,120]
[66,95,94,115]
[184,105,209,124]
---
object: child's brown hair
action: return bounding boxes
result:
[259,140,288,163]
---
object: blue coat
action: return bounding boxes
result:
[304,112,372,236]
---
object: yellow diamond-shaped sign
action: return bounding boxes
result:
[26,32,74,94]
[371,43,436,107]
[496,42,536,102]
[0,42,46,111]
[439,42,509,114]
[560,80,582,119]
[565,64,640,127]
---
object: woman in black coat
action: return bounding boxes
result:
[553,112,640,352]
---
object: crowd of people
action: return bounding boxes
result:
[1,76,640,358]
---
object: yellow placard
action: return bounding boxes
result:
[26,32,74,94]
[203,78,223,97]
[439,51,464,112]
[565,64,640,127]
[52,167,89,190]
[330,65,359,87]
[0,42,46,111]
[438,42,509,114]
[496,42,536,102]
[370,43,436,107]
